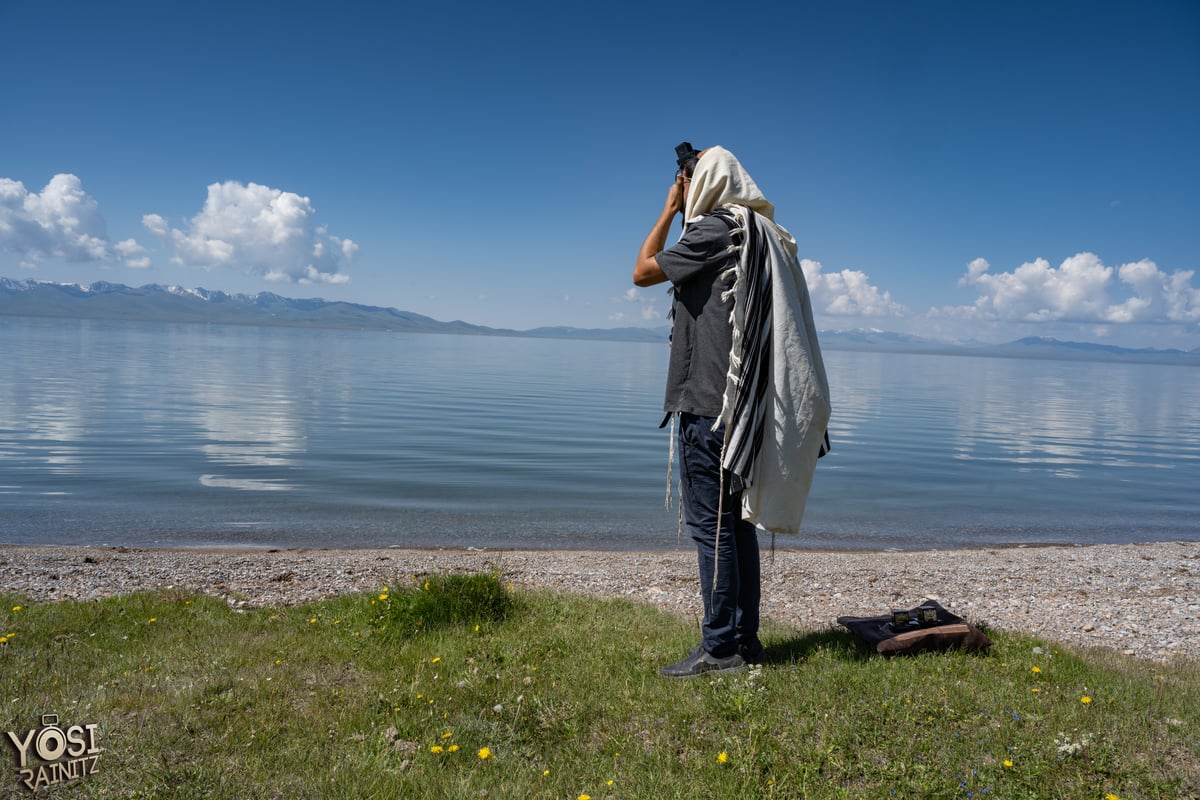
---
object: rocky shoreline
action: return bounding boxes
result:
[1,541,1196,662]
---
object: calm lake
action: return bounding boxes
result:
[2,317,1198,551]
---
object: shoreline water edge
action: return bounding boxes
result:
[1,541,1196,662]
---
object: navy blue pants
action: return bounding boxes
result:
[677,412,761,658]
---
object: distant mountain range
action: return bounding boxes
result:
[3,277,1198,364]
[0,277,664,343]
[813,326,1200,364]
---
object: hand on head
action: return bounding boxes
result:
[665,171,688,215]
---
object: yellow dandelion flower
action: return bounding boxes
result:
[11,606,21,612]
[424,581,430,591]
[1003,759,1013,767]
[1081,695,1093,704]
[378,593,388,601]
[607,779,614,786]
[1104,794,1120,800]
[542,769,550,777]
[430,745,444,754]
[0,637,7,644]
[441,731,453,739]
[477,746,494,760]
[309,617,317,624]
[475,624,480,632]
[1031,687,1040,693]
[148,617,157,623]
[578,795,590,800]
[447,744,459,752]
[717,751,729,765]
[1031,665,1041,673]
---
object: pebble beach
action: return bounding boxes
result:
[1,541,1196,662]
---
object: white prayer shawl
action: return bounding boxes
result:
[682,146,830,534]
[684,147,781,245]
[721,205,831,534]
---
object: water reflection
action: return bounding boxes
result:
[3,317,1198,549]
[0,347,89,477]
[945,357,1197,477]
[817,351,884,449]
[27,396,87,473]
[820,350,1200,479]
[186,334,314,492]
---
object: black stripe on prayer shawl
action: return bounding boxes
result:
[722,208,772,485]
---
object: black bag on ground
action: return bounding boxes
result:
[837,599,991,656]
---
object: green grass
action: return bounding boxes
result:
[0,574,1196,799]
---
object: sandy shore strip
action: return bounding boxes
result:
[1,541,1196,662]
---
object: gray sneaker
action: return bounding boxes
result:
[739,639,766,665]
[659,646,746,679]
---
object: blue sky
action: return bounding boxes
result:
[2,0,1198,348]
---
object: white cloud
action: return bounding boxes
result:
[800,259,906,317]
[616,284,665,322]
[142,213,169,238]
[947,253,1200,324]
[144,181,356,285]
[0,174,149,268]
[1,174,109,262]
[114,238,150,269]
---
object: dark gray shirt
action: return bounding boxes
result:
[655,213,738,418]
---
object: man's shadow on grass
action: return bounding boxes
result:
[762,627,876,664]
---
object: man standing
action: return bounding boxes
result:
[634,143,830,678]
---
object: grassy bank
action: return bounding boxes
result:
[1,573,1196,799]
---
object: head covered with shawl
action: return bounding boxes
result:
[684,146,797,256]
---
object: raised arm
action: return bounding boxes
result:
[632,174,687,287]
